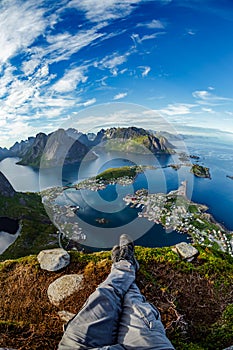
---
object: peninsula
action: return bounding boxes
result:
[124,181,233,256]
[73,165,155,190]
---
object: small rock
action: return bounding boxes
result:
[37,248,70,271]
[48,274,83,306]
[58,310,76,323]
[175,242,199,260]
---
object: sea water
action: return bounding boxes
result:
[0,133,233,253]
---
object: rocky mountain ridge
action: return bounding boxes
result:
[94,126,175,154]
[0,127,174,167]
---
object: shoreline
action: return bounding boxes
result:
[123,183,233,255]
[0,217,19,235]
[204,211,232,234]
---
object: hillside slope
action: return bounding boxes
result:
[0,246,232,350]
[94,126,175,154]
[0,190,58,261]
[18,129,97,168]
[0,126,175,167]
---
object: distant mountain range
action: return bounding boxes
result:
[0,127,175,168]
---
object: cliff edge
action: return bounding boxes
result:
[0,172,15,198]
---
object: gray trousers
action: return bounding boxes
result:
[58,260,174,350]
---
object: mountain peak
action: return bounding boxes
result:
[0,171,15,197]
[94,126,175,154]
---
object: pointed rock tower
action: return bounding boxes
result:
[0,171,16,197]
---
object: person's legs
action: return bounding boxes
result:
[118,282,175,350]
[58,244,136,349]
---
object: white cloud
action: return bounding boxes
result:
[160,103,195,116]
[70,109,142,132]
[137,19,165,29]
[0,61,56,119]
[225,111,233,116]
[52,67,88,93]
[4,80,35,110]
[68,105,178,136]
[82,98,97,107]
[35,65,49,79]
[186,29,196,35]
[192,90,211,100]
[131,32,165,45]
[44,29,104,64]
[37,97,76,108]
[99,53,129,70]
[0,119,7,128]
[113,92,127,100]
[22,58,41,76]
[0,64,15,98]
[140,66,151,77]
[202,107,214,113]
[192,90,232,104]
[141,33,165,41]
[68,0,141,23]
[0,0,47,64]
[36,108,64,119]
[0,119,37,147]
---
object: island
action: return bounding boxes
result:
[95,218,109,224]
[190,164,211,178]
[168,164,181,170]
[190,155,200,160]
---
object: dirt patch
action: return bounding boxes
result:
[0,250,233,350]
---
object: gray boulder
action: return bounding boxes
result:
[174,242,199,260]
[58,310,76,323]
[48,274,83,306]
[37,248,70,271]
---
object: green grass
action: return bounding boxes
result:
[105,137,149,153]
[0,192,58,261]
[191,164,210,178]
[0,245,233,349]
[188,204,199,213]
[96,166,138,180]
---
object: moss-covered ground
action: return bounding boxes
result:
[191,164,211,178]
[0,246,232,349]
[96,165,138,181]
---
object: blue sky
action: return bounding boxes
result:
[0,0,233,147]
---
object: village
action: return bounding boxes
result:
[123,181,233,256]
[41,174,233,257]
[40,173,137,244]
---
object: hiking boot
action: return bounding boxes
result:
[118,234,139,271]
[111,245,120,263]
